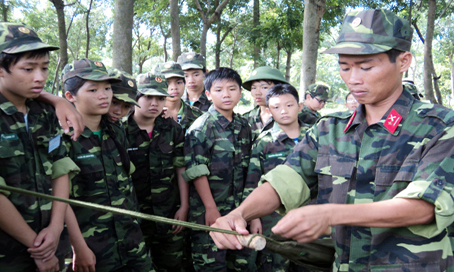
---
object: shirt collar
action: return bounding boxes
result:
[208,105,236,129]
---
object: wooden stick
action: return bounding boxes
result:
[236,234,266,250]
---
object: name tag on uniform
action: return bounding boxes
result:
[76,154,96,160]
[1,134,19,141]
[127,147,138,151]
[266,152,285,159]
[48,134,61,153]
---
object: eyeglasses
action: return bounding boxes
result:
[313,96,326,104]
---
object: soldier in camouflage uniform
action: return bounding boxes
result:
[211,9,454,272]
[177,52,212,112]
[301,82,329,125]
[242,66,289,140]
[106,68,140,123]
[125,72,188,272]
[62,58,153,272]
[402,78,424,100]
[0,22,80,272]
[182,67,255,271]
[161,61,203,132]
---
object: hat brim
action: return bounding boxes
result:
[164,73,185,79]
[181,64,204,71]
[322,42,392,55]
[112,92,140,107]
[139,88,173,97]
[242,78,289,91]
[78,73,122,84]
[3,42,59,54]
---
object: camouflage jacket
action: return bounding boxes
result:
[0,94,79,271]
[263,88,454,271]
[182,106,252,224]
[244,121,308,236]
[177,99,203,133]
[65,118,152,272]
[124,114,185,234]
[182,90,212,112]
[242,105,273,141]
[300,105,320,126]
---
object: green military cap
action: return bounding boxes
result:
[402,78,423,100]
[107,68,140,107]
[177,52,206,71]
[242,66,289,91]
[323,9,413,55]
[0,22,59,54]
[161,61,184,79]
[307,82,330,101]
[62,58,121,84]
[136,73,172,97]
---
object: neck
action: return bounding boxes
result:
[165,99,182,121]
[81,114,102,132]
[133,112,156,133]
[303,101,315,113]
[364,88,403,125]
[187,89,203,101]
[279,121,301,139]
[0,89,28,114]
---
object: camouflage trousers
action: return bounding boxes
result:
[142,221,185,272]
[191,231,257,272]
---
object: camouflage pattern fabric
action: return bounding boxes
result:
[0,22,59,54]
[306,83,330,102]
[124,115,185,271]
[177,99,203,133]
[181,91,212,112]
[300,105,320,125]
[61,58,121,84]
[65,117,153,272]
[161,61,185,79]
[244,121,310,272]
[242,105,273,141]
[108,68,140,107]
[322,9,413,55]
[137,73,171,97]
[177,52,206,71]
[262,87,454,271]
[0,94,79,271]
[182,106,253,271]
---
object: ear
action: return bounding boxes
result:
[205,90,211,101]
[298,102,303,111]
[265,107,271,114]
[398,52,412,73]
[0,67,5,78]
[65,91,76,103]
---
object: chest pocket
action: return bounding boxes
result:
[210,139,235,171]
[315,155,355,204]
[0,139,25,179]
[72,154,105,197]
[36,133,60,176]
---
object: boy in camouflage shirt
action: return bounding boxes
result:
[182,67,254,271]
[211,9,454,272]
[106,68,140,123]
[0,22,79,271]
[178,52,212,112]
[301,82,330,125]
[124,73,188,272]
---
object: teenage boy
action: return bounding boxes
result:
[161,61,203,132]
[177,52,212,112]
[344,92,359,110]
[301,82,330,125]
[0,22,79,271]
[210,9,454,271]
[106,68,140,123]
[182,67,253,271]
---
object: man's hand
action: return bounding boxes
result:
[205,206,221,227]
[172,206,189,234]
[272,205,331,244]
[249,218,262,234]
[28,225,62,262]
[34,255,59,272]
[72,245,96,272]
[209,211,249,250]
[55,99,84,141]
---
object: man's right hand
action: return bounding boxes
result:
[209,211,249,250]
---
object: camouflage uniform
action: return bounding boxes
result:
[178,52,212,112]
[302,83,329,123]
[108,68,141,107]
[300,105,320,125]
[242,105,272,140]
[182,106,254,271]
[0,23,78,271]
[244,121,309,272]
[262,10,454,271]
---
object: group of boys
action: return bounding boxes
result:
[2,7,454,272]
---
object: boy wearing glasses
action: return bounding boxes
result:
[301,82,329,124]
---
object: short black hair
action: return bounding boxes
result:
[64,76,87,96]
[204,67,242,92]
[252,79,281,86]
[265,83,299,107]
[385,49,404,63]
[0,49,50,73]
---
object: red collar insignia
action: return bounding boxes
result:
[344,110,356,133]
[383,108,402,134]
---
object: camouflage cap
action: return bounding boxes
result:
[0,22,59,54]
[307,83,330,101]
[323,9,413,55]
[177,52,206,71]
[136,73,172,97]
[403,78,423,99]
[107,68,140,107]
[61,58,121,84]
[161,61,184,79]
[242,66,289,91]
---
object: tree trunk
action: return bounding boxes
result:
[230,30,237,68]
[215,26,221,68]
[163,37,168,62]
[300,0,325,94]
[433,73,443,105]
[170,0,181,61]
[285,50,292,82]
[276,44,280,70]
[423,0,437,103]
[112,0,134,74]
[200,23,210,57]
[85,0,93,58]
[49,0,69,76]
[1,0,7,22]
[253,0,260,68]
[450,53,454,105]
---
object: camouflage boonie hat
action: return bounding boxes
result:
[136,73,172,97]
[61,58,121,84]
[307,83,330,101]
[107,68,140,107]
[177,52,206,71]
[323,9,413,55]
[161,61,184,79]
[242,66,289,91]
[0,22,59,54]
